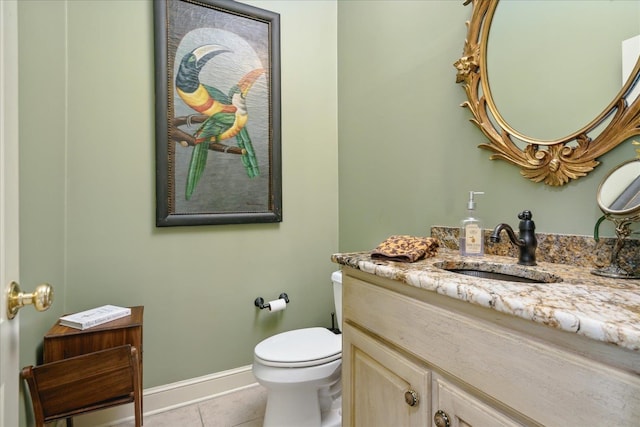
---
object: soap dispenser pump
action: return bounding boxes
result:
[460,191,485,256]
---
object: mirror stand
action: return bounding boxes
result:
[592,214,640,279]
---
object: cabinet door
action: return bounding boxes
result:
[343,324,430,427]
[432,374,524,427]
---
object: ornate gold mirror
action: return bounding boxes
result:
[455,0,640,186]
[593,151,640,279]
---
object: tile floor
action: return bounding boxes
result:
[112,384,267,427]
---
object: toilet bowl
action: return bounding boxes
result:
[252,271,343,427]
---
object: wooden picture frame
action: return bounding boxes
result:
[154,0,281,226]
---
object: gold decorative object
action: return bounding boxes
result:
[455,0,640,186]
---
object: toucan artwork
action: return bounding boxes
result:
[174,43,265,200]
[156,0,280,227]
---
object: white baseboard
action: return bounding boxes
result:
[72,365,257,427]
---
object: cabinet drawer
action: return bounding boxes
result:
[44,328,142,361]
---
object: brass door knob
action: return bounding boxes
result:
[404,390,419,407]
[7,281,53,319]
[434,409,451,427]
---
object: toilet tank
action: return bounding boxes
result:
[331,270,343,331]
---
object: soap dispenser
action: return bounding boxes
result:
[460,191,485,256]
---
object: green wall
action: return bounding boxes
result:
[18,0,338,406]
[16,0,639,424]
[338,0,640,252]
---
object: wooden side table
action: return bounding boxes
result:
[43,306,144,413]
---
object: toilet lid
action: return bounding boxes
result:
[254,327,341,366]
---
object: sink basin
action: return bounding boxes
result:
[434,261,562,284]
[445,269,545,283]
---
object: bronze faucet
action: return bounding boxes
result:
[490,211,537,266]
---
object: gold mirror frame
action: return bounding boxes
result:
[455,0,640,186]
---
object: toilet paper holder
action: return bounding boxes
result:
[254,293,289,310]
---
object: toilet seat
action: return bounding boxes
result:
[254,327,342,368]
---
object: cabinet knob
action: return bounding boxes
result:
[404,389,419,407]
[434,409,451,427]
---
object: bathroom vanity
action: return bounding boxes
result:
[332,251,640,426]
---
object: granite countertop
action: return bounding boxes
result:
[331,249,640,352]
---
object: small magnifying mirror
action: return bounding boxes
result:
[592,158,640,279]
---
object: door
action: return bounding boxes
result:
[1,1,21,425]
[432,374,523,427]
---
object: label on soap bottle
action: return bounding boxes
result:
[465,224,483,254]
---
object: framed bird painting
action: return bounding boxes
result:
[154,0,281,226]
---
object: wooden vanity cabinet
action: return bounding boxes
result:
[343,323,521,427]
[341,268,640,426]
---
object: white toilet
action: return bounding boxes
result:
[253,271,343,427]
